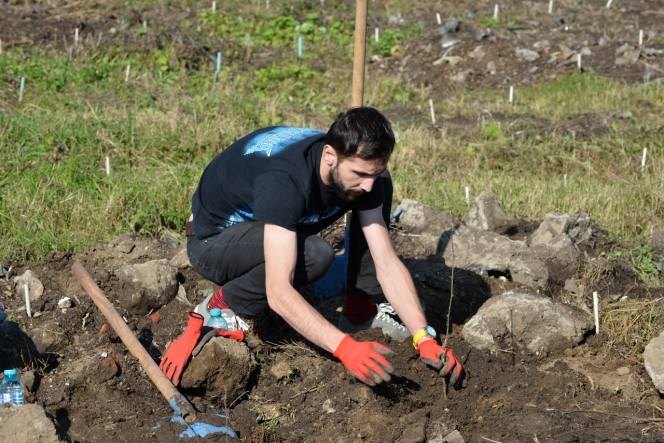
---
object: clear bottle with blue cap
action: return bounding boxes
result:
[207,308,228,330]
[1,369,25,405]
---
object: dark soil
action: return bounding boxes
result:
[1,1,664,442]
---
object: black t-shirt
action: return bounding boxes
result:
[191,126,384,239]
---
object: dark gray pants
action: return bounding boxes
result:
[187,171,392,318]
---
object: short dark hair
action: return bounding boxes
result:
[325,107,395,164]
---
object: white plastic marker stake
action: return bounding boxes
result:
[75,28,79,47]
[106,157,110,176]
[375,28,379,43]
[19,77,25,103]
[593,291,599,333]
[494,4,499,19]
[577,53,582,71]
[606,0,612,8]
[639,29,643,46]
[564,173,567,187]
[641,147,647,171]
[297,36,303,58]
[216,51,222,74]
[143,20,147,28]
[125,65,130,82]
[436,13,442,25]
[24,284,32,318]
[465,186,469,203]
[266,0,269,8]
[0,39,3,55]
[509,85,514,104]
[548,0,553,14]
[429,99,436,124]
[212,1,216,12]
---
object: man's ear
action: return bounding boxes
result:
[323,144,338,167]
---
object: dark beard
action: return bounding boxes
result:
[327,167,363,202]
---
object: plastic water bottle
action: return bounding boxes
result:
[1,369,25,405]
[207,308,228,330]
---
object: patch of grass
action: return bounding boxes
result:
[601,298,664,359]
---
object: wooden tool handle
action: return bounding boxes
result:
[72,262,197,423]
[352,0,368,108]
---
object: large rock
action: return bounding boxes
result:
[0,321,41,370]
[531,232,580,265]
[465,191,513,232]
[530,212,592,246]
[462,290,592,357]
[398,199,458,234]
[508,253,549,290]
[113,259,179,315]
[28,320,68,354]
[170,245,192,269]
[180,337,256,405]
[0,403,62,443]
[643,330,664,393]
[13,270,45,311]
[437,225,526,272]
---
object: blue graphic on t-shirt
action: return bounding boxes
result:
[244,127,324,157]
[218,208,253,230]
[299,206,342,225]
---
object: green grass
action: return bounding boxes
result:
[0,2,663,263]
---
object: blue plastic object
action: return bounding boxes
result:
[315,227,349,300]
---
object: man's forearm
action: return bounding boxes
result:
[267,285,346,353]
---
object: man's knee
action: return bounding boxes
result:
[304,235,336,279]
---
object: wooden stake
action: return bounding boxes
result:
[593,292,599,333]
[24,284,32,318]
[375,28,379,43]
[606,0,613,8]
[436,13,441,25]
[509,85,514,104]
[74,28,79,47]
[125,65,130,82]
[639,29,643,46]
[577,53,582,71]
[465,186,469,203]
[106,157,110,176]
[548,0,553,14]
[429,99,436,124]
[212,1,216,12]
[641,148,647,171]
[493,4,499,19]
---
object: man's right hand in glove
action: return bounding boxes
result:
[159,312,204,386]
[333,334,394,386]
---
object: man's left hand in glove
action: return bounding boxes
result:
[418,339,467,387]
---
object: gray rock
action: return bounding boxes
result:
[437,225,526,273]
[180,337,256,405]
[650,229,664,249]
[533,40,551,50]
[443,430,466,443]
[530,212,592,246]
[516,48,540,61]
[13,270,45,311]
[465,191,513,232]
[449,70,472,83]
[644,330,664,393]
[486,61,497,74]
[398,199,458,234]
[28,320,68,354]
[615,43,633,55]
[615,48,640,65]
[396,409,428,443]
[170,245,192,269]
[0,403,61,443]
[444,18,459,33]
[531,232,580,265]
[433,26,449,36]
[20,370,39,393]
[113,259,179,315]
[462,290,593,357]
[508,254,549,289]
[462,12,475,20]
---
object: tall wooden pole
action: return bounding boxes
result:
[351,0,368,107]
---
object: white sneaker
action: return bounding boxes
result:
[338,303,410,342]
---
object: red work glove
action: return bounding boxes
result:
[159,312,204,386]
[333,334,394,386]
[419,339,466,387]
